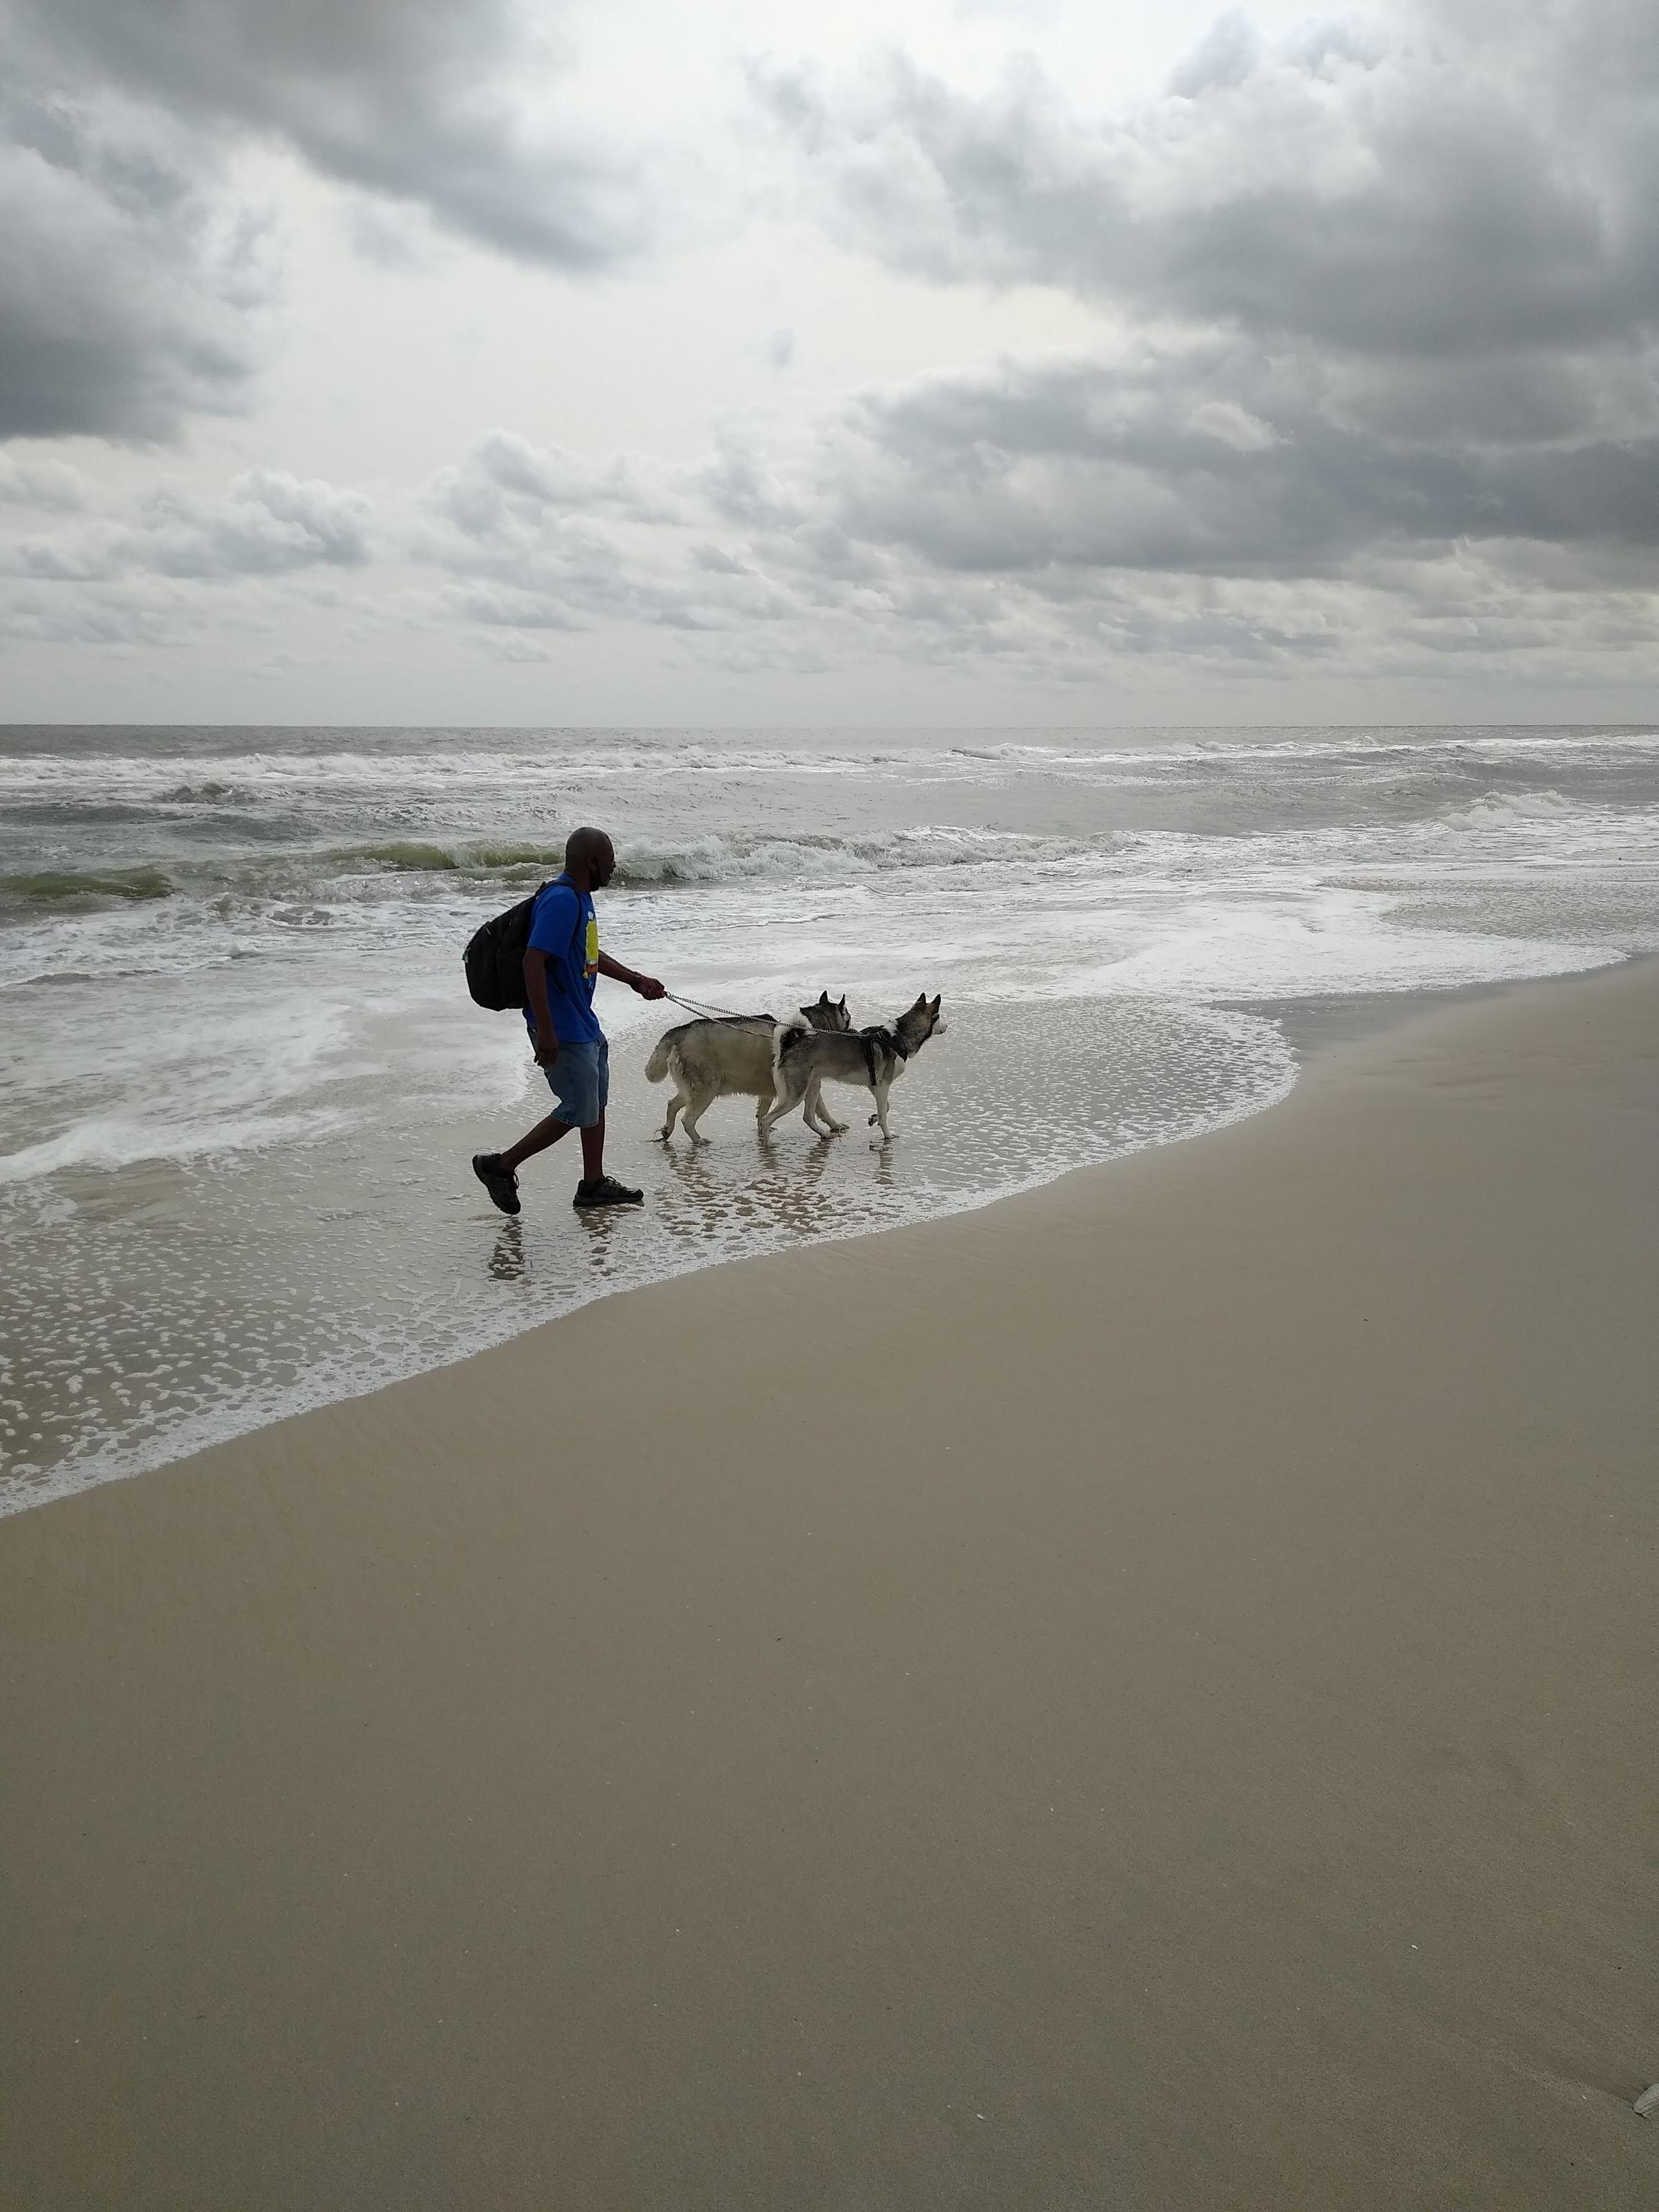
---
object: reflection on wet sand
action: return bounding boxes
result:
[574,1205,630,1270]
[486,1221,526,1282]
[657,1126,849,1247]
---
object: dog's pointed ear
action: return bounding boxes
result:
[817,991,831,1006]
[838,995,846,1011]
[931,995,941,1012]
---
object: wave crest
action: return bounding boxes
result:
[612,826,1101,887]
[1443,789,1582,829]
[1,865,177,907]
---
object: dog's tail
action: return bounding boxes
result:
[644,1034,675,1084]
[769,1013,809,1104]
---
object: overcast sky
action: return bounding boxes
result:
[2,0,1657,726]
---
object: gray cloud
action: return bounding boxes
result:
[668,325,1659,682]
[798,342,1659,582]
[8,0,657,270]
[403,367,1658,682]
[729,0,1659,679]
[0,81,275,439]
[0,0,663,442]
[753,3,1659,366]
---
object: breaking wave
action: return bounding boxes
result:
[1,865,177,906]
[339,825,1108,888]
[1441,788,1583,829]
[1,827,1114,921]
[611,826,1102,886]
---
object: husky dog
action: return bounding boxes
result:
[646,992,851,1141]
[765,994,946,1143]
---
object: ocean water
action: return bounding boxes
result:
[4,723,1658,1512]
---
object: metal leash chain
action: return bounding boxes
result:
[660,989,767,1021]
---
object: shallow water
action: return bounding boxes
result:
[4,723,1658,1510]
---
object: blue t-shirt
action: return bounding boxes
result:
[524,876,602,1044]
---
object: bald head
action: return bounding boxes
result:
[563,826,615,889]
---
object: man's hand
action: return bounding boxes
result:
[631,974,667,1001]
[534,1026,560,1067]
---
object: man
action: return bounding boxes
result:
[472,827,666,1215]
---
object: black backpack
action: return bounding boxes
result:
[465,880,585,1011]
[464,884,547,1010]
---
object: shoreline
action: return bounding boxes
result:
[3,985,1298,1518]
[6,955,1634,1519]
[3,956,1657,2208]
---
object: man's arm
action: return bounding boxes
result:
[523,948,559,1065]
[596,949,666,999]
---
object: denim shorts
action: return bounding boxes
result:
[542,1037,608,1128]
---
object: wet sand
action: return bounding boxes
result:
[2,959,1656,2210]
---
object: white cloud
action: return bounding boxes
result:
[0,456,90,510]
[132,471,375,576]
[7,388,1659,699]
[0,469,373,585]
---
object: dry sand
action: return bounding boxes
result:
[3,960,1656,2211]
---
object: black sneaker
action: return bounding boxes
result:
[472,1152,521,1216]
[573,1175,644,1209]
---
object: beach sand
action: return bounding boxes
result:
[2,961,1656,2211]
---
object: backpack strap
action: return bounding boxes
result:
[532,876,589,959]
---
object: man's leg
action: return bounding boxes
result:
[472,1101,570,1217]
[572,1111,642,1207]
[572,1045,641,1210]
[498,1111,572,1172]
[579,1114,606,1182]
[478,1044,641,1212]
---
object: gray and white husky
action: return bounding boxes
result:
[646,991,852,1141]
[765,993,946,1143]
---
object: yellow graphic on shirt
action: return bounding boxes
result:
[585,914,599,981]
